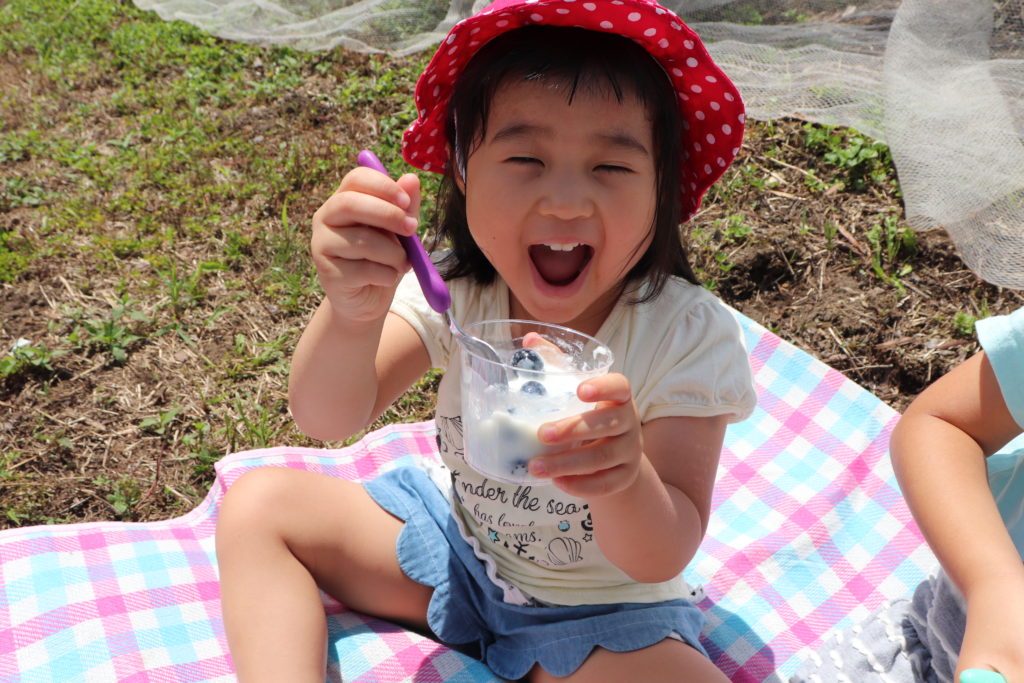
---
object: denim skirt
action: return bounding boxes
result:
[364,466,710,680]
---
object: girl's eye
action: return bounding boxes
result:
[596,164,632,174]
[507,156,542,166]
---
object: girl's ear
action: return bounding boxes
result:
[454,163,467,194]
[452,138,468,192]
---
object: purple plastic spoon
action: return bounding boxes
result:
[356,150,507,386]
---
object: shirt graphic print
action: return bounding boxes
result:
[436,414,594,570]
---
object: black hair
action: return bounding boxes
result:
[428,25,699,302]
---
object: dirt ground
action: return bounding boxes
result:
[691,120,1024,409]
[1,49,1022,528]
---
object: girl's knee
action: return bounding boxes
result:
[218,467,298,532]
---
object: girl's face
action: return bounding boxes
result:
[463,78,658,336]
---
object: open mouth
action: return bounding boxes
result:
[528,242,593,287]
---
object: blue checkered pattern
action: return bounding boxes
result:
[0,310,937,681]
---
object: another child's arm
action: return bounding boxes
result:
[289,169,430,441]
[531,373,727,583]
[890,351,1024,680]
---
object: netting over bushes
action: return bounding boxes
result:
[133,0,1024,289]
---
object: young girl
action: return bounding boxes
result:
[790,307,1023,683]
[890,307,1024,683]
[216,1,756,680]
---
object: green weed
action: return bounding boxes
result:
[685,3,764,25]
[139,406,181,438]
[691,213,755,285]
[953,311,979,338]
[0,342,65,380]
[0,130,49,163]
[69,301,151,364]
[181,421,220,478]
[263,200,317,313]
[953,301,991,338]
[93,474,143,518]
[0,225,33,282]
[154,257,227,320]
[803,123,895,192]
[222,333,290,381]
[0,452,24,482]
[0,176,49,210]
[864,214,917,291]
[223,395,291,451]
[822,221,839,249]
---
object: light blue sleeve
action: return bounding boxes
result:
[976,306,1024,431]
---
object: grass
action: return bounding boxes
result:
[0,0,437,524]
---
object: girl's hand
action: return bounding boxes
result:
[310,168,421,324]
[529,372,644,499]
[956,579,1024,683]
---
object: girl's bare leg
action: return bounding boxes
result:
[216,467,434,683]
[529,639,728,683]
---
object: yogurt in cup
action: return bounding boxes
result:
[460,319,614,486]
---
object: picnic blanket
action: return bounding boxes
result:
[0,311,938,682]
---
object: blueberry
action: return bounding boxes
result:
[520,380,546,396]
[511,348,544,372]
[510,460,529,475]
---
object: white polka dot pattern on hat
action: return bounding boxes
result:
[402,0,745,221]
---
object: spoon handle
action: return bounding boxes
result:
[356,150,452,313]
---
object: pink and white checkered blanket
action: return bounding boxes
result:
[0,312,938,681]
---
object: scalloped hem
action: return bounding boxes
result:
[363,466,709,680]
[485,612,706,680]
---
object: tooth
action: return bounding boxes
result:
[545,242,580,251]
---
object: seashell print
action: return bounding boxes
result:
[546,536,583,565]
[436,415,465,461]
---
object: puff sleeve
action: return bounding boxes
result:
[623,288,756,424]
[388,270,451,370]
[976,306,1024,430]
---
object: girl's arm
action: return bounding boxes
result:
[589,413,727,583]
[288,168,430,441]
[532,372,727,583]
[890,350,1024,678]
[289,306,430,441]
[891,351,1022,600]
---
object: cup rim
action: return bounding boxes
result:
[461,318,614,374]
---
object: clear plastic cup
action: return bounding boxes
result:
[460,319,614,486]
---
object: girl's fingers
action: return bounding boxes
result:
[530,375,641,481]
[312,225,409,273]
[531,375,633,447]
[576,373,632,403]
[316,190,418,237]
[315,253,408,289]
[317,167,420,237]
[550,466,635,499]
[338,166,412,209]
[395,173,422,220]
[539,400,634,445]
[531,439,623,479]
[522,332,566,367]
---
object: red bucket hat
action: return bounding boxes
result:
[402,0,745,221]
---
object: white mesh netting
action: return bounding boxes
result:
[132,0,1024,288]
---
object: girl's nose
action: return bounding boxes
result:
[536,171,594,220]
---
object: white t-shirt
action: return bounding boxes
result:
[390,271,757,606]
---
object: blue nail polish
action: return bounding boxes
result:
[960,670,1007,683]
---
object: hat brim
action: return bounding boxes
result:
[402,0,745,221]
